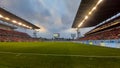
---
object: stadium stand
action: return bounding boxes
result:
[0,28,38,42]
[72,0,120,48]
[0,7,40,42]
[79,27,120,40]
[75,16,120,48]
[78,15,120,40]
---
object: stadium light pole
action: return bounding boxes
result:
[33,29,40,38]
[33,31,37,38]
[77,29,79,39]
[76,28,81,39]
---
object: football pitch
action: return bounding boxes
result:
[0,42,120,68]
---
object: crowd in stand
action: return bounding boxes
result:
[0,29,39,42]
[79,27,120,41]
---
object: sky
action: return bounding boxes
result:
[0,0,93,38]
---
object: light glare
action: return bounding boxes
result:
[85,16,88,19]
[93,7,96,11]
[12,20,17,23]
[5,17,10,20]
[77,0,103,28]
[18,22,22,25]
[89,12,92,15]
[0,14,3,18]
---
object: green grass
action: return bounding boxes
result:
[0,42,120,68]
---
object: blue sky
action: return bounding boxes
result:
[0,0,93,38]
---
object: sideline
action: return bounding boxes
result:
[0,51,120,58]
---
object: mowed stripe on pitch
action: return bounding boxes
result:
[0,51,120,58]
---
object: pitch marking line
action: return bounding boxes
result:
[0,52,120,58]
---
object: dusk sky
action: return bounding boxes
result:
[0,0,93,38]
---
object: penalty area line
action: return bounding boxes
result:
[0,51,120,58]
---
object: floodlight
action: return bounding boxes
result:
[5,17,10,20]
[85,16,88,19]
[89,11,92,15]
[18,22,22,25]
[12,20,17,23]
[78,20,85,27]
[0,14,3,18]
[93,7,96,11]
[77,0,103,28]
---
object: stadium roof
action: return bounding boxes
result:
[72,0,120,28]
[0,7,40,29]
[85,15,120,35]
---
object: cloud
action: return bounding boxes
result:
[0,0,82,38]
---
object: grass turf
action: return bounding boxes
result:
[0,42,120,68]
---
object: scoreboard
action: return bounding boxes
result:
[53,33,60,38]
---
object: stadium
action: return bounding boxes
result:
[0,0,120,68]
[73,0,120,48]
